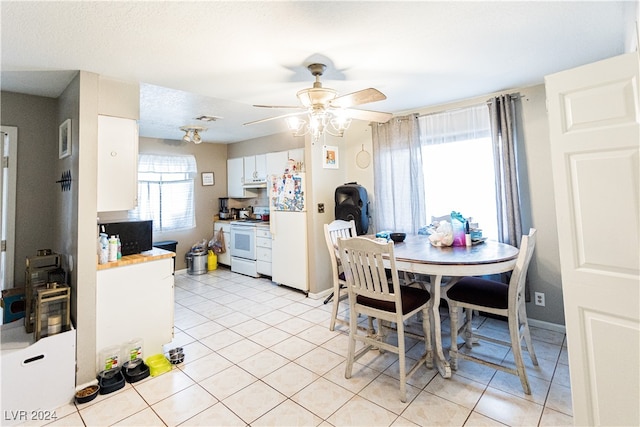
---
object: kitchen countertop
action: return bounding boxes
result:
[96,247,176,271]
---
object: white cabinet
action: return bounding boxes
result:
[288,148,304,165]
[96,257,174,358]
[266,149,305,177]
[97,115,139,212]
[213,221,231,266]
[266,151,289,176]
[227,158,256,198]
[243,154,267,185]
[256,226,272,276]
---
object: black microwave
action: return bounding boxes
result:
[98,220,153,256]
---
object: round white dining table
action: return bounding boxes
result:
[388,234,519,378]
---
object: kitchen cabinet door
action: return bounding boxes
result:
[266,151,288,176]
[97,115,139,212]
[244,154,267,183]
[288,148,304,165]
[227,158,244,198]
[255,154,267,181]
[243,156,255,183]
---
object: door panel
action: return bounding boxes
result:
[546,52,639,426]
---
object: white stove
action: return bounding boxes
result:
[230,208,269,277]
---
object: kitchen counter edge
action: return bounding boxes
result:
[97,247,176,271]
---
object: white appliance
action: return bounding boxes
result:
[230,221,260,277]
[269,173,308,292]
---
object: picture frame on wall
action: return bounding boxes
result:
[201,172,215,186]
[59,119,71,159]
[323,145,339,169]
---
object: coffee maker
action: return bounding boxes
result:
[218,198,230,219]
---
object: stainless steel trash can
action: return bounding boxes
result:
[185,251,207,275]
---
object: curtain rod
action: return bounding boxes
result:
[416,92,523,117]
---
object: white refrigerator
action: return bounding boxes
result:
[269,173,308,292]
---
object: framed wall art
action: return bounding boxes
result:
[323,145,339,169]
[201,172,215,186]
[59,119,71,159]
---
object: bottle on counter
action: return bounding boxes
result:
[465,220,472,247]
[98,233,109,264]
[116,235,122,259]
[108,235,118,262]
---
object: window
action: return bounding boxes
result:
[418,105,498,239]
[133,154,197,232]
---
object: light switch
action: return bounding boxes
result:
[318,203,325,213]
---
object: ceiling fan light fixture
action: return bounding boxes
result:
[330,111,352,135]
[248,62,389,143]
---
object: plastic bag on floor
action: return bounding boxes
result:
[210,228,226,254]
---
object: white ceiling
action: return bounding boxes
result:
[1,1,634,143]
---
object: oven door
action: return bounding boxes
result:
[230,224,256,260]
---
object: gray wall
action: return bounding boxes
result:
[1,91,58,281]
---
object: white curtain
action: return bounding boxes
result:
[371,114,425,233]
[134,154,197,232]
[418,104,493,227]
[419,104,491,145]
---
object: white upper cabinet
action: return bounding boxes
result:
[97,115,138,212]
[266,151,289,176]
[244,154,267,184]
[288,148,304,166]
[228,157,244,197]
[228,157,257,198]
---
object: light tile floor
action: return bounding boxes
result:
[40,268,573,426]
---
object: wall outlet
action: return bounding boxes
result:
[318,203,325,213]
[535,292,545,307]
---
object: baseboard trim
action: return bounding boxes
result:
[308,288,333,301]
[528,318,566,334]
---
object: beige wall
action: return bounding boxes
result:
[136,137,229,270]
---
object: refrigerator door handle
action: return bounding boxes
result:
[270,214,276,237]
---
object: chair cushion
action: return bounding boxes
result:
[357,286,430,314]
[446,277,508,309]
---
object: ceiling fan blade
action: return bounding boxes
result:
[253,104,304,109]
[330,88,386,108]
[244,111,307,126]
[342,108,393,123]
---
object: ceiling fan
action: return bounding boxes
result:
[245,63,392,141]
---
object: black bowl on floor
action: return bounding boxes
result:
[123,359,150,383]
[389,232,406,243]
[97,367,125,394]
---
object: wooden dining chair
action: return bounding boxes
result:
[324,220,358,331]
[338,236,433,402]
[446,228,539,394]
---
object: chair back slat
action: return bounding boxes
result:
[324,220,357,271]
[509,228,537,305]
[339,237,398,304]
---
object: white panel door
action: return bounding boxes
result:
[546,52,639,426]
